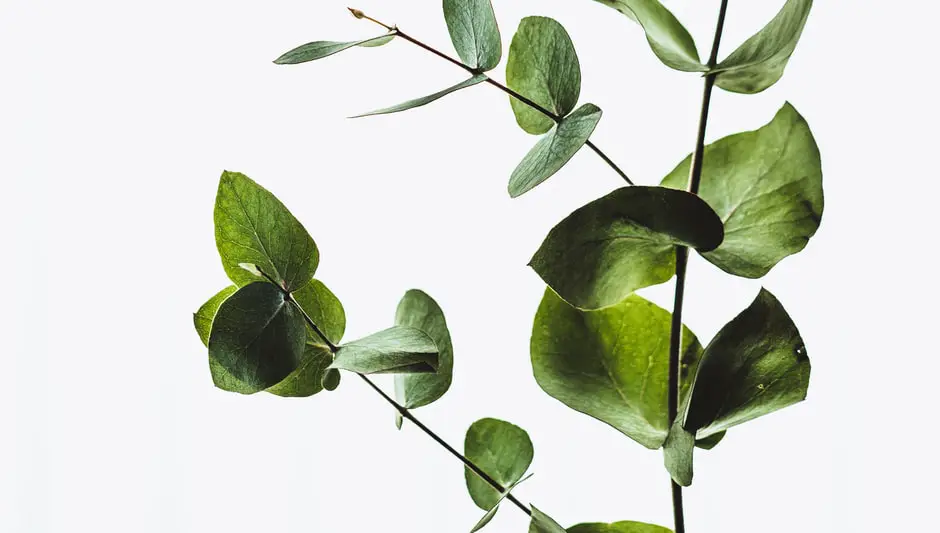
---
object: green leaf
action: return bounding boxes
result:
[529,186,724,310]
[529,507,567,533]
[507,16,581,135]
[695,430,725,450]
[393,290,454,409]
[193,286,257,394]
[464,418,534,511]
[321,368,341,391]
[470,474,533,532]
[351,74,487,118]
[569,520,673,533]
[661,103,823,278]
[443,0,502,71]
[207,282,306,392]
[509,103,602,198]
[591,1,704,72]
[531,289,702,449]
[712,0,813,94]
[663,416,694,486]
[331,326,439,375]
[683,289,810,439]
[214,171,318,292]
[274,33,395,64]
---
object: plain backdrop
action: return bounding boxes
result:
[3,0,938,531]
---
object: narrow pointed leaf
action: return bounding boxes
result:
[683,289,811,438]
[193,286,256,394]
[591,1,704,72]
[507,17,581,134]
[663,416,694,486]
[207,282,306,392]
[351,74,487,118]
[530,186,723,310]
[529,507,567,533]
[331,326,438,375]
[444,0,502,71]
[695,430,725,450]
[569,520,673,533]
[393,290,454,410]
[214,171,318,291]
[464,418,534,511]
[531,289,702,449]
[712,0,813,94]
[661,103,823,278]
[470,474,533,532]
[509,103,602,198]
[274,33,395,64]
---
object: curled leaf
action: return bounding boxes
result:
[331,326,439,375]
[591,0,704,72]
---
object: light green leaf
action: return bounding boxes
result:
[207,282,306,392]
[444,0,502,71]
[193,286,256,394]
[591,1,704,72]
[683,289,810,439]
[470,474,533,532]
[569,520,673,533]
[507,17,581,134]
[695,430,725,450]
[661,103,823,278]
[464,418,534,511]
[663,416,694,486]
[529,186,724,310]
[529,507,567,533]
[712,0,813,94]
[394,290,454,410]
[274,33,395,64]
[531,289,702,449]
[331,326,439,375]
[509,103,602,198]
[351,74,487,118]
[214,171,318,292]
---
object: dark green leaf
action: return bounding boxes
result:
[530,186,724,310]
[207,282,306,392]
[264,344,333,397]
[661,103,823,278]
[695,430,725,450]
[569,520,673,533]
[214,171,318,291]
[509,103,602,198]
[193,286,257,394]
[393,290,454,409]
[529,507,567,533]
[683,289,810,438]
[274,33,395,64]
[507,17,581,134]
[331,326,439,375]
[531,289,702,449]
[591,1,704,72]
[321,368,341,391]
[464,418,534,511]
[351,74,487,118]
[443,0,502,71]
[713,0,813,94]
[663,416,694,486]
[470,474,533,532]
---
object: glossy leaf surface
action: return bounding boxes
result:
[507,17,581,134]
[464,418,534,511]
[592,1,703,71]
[569,520,673,533]
[444,0,502,71]
[274,33,395,64]
[661,103,823,278]
[394,290,454,410]
[331,326,438,375]
[530,186,723,309]
[529,507,567,533]
[351,74,487,118]
[509,103,602,198]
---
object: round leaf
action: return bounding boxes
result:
[193,286,257,394]
[464,418,534,511]
[331,326,439,375]
[443,0,502,71]
[393,290,454,410]
[592,0,704,72]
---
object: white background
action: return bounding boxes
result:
[3,0,938,531]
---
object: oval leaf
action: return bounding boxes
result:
[207,282,306,392]
[274,33,395,64]
[215,171,319,291]
[464,418,534,511]
[569,520,673,533]
[507,17,581,134]
[444,0,502,71]
[331,326,439,375]
[713,0,813,94]
[529,507,567,533]
[393,290,454,410]
[661,103,823,278]
[592,0,704,72]
[531,289,702,449]
[530,186,724,310]
[683,289,811,438]
[509,103,602,198]
[351,74,487,118]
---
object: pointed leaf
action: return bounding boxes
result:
[683,289,811,438]
[529,507,567,533]
[509,103,602,198]
[530,186,723,310]
[207,282,306,392]
[394,290,454,410]
[507,17,581,134]
[464,418,534,511]
[331,326,438,375]
[444,0,502,71]
[663,416,694,486]
[713,0,813,94]
[351,74,487,118]
[661,103,823,278]
[531,289,702,449]
[470,474,533,532]
[569,520,673,533]
[214,171,318,291]
[592,1,704,72]
[193,286,257,394]
[274,33,395,64]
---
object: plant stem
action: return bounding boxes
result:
[667,2,729,532]
[349,8,634,186]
